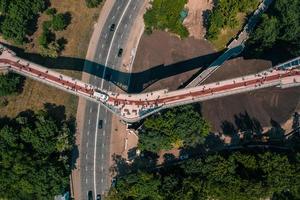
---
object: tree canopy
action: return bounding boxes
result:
[0,0,45,44]
[0,105,75,200]
[0,73,22,96]
[138,105,210,152]
[107,151,300,200]
[144,0,189,38]
[206,0,259,40]
[247,0,300,56]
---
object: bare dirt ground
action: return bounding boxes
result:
[132,30,216,92]
[201,57,300,132]
[132,31,300,133]
[183,0,214,39]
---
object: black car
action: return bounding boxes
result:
[87,191,93,200]
[117,48,123,57]
[110,24,115,31]
[96,194,101,200]
[98,120,103,129]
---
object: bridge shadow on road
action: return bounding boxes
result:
[4,43,222,93]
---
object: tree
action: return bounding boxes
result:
[0,105,75,199]
[51,13,67,31]
[85,0,102,8]
[0,73,21,96]
[138,105,210,152]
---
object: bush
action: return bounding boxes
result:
[45,8,57,16]
[85,0,102,8]
[51,13,67,31]
[0,73,22,96]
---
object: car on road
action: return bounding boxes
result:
[96,194,101,200]
[98,120,103,129]
[87,191,93,200]
[117,48,123,57]
[110,24,115,31]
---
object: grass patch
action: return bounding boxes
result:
[0,0,102,118]
[144,0,189,38]
[211,13,246,50]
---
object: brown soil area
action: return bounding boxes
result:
[183,0,214,39]
[201,57,300,132]
[132,30,216,92]
[132,31,300,132]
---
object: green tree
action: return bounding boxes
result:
[0,73,21,96]
[138,105,210,152]
[51,13,67,31]
[85,0,102,8]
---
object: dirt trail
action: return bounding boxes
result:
[183,0,214,39]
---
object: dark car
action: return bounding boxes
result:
[98,120,103,129]
[117,48,123,57]
[96,194,101,200]
[87,191,93,200]
[110,24,116,31]
[111,177,117,188]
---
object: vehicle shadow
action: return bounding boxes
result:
[3,43,222,93]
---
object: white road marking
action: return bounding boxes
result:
[88,120,91,125]
[101,154,104,159]
[104,119,106,124]
[94,1,132,197]
[129,14,132,19]
[85,154,88,160]
[85,166,88,171]
[102,143,105,148]
[86,142,89,148]
[120,33,123,39]
[104,33,108,39]
[134,5,137,10]
[101,44,104,48]
[87,131,89,136]
[101,178,103,183]
[103,131,106,136]
[112,15,115,19]
[101,166,104,171]
[86,178,88,184]
[117,6,120,10]
[90,108,92,113]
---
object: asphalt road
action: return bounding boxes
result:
[80,1,145,199]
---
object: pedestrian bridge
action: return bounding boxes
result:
[0,45,300,123]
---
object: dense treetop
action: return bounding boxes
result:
[206,0,259,40]
[144,0,189,38]
[138,105,210,152]
[0,105,75,200]
[0,0,45,44]
[247,0,300,56]
[107,151,300,200]
[0,73,22,96]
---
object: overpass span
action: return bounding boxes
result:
[0,45,300,123]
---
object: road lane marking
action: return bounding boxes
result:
[103,131,106,136]
[88,120,91,125]
[94,1,132,197]
[104,119,106,124]
[101,44,104,48]
[101,154,104,159]
[87,131,89,136]
[134,5,137,10]
[120,33,123,39]
[104,33,108,39]
[129,14,132,19]
[86,142,89,148]
[101,166,104,171]
[112,15,115,19]
[86,178,88,184]
[101,178,103,183]
[86,154,88,160]
[90,108,92,113]
[85,166,88,171]
[117,6,120,10]
[102,143,104,148]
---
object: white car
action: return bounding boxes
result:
[94,89,109,102]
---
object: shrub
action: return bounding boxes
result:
[85,0,102,8]
[51,13,67,31]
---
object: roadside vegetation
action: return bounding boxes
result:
[107,150,300,200]
[206,0,259,49]
[0,73,22,97]
[39,8,70,58]
[0,0,45,44]
[0,104,75,200]
[85,0,103,8]
[247,0,300,57]
[0,0,101,118]
[144,0,189,38]
[138,105,210,152]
